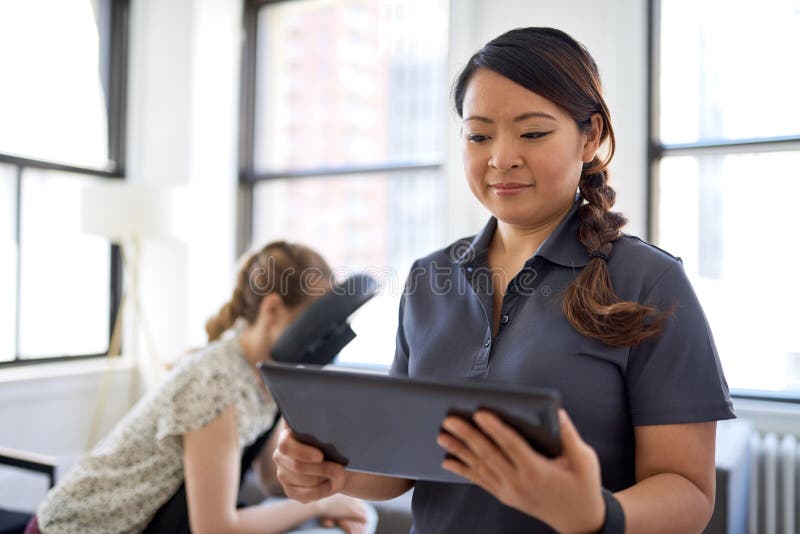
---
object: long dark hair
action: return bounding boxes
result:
[453,27,665,347]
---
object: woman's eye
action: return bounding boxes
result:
[467,134,489,143]
[521,131,550,140]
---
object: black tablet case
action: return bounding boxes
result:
[259,363,562,484]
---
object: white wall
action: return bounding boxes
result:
[0,361,137,510]
[129,0,243,369]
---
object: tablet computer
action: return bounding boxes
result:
[259,362,562,484]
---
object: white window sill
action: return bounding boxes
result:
[0,355,135,385]
[732,397,800,435]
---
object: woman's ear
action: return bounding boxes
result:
[581,113,603,163]
[257,293,287,328]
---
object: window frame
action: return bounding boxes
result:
[647,0,800,402]
[0,0,129,367]
[237,0,447,255]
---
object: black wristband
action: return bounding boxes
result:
[599,488,625,534]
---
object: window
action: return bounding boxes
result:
[241,0,449,367]
[0,0,128,365]
[650,0,800,397]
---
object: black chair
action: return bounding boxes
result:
[0,447,56,534]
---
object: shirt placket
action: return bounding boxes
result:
[465,259,538,375]
[462,260,493,375]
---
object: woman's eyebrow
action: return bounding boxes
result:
[513,111,557,122]
[463,111,557,123]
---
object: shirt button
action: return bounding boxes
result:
[500,315,510,324]
[483,340,491,348]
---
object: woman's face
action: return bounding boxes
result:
[460,68,599,228]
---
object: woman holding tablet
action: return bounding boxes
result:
[273,28,734,533]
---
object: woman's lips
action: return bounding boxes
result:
[489,182,532,196]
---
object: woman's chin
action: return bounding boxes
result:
[488,204,542,227]
[485,195,574,229]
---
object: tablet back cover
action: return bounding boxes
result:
[260,363,561,484]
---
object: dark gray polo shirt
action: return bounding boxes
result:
[391,199,735,534]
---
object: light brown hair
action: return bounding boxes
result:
[205,241,332,342]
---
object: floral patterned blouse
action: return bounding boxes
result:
[37,337,277,533]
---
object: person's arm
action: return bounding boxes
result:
[438,409,716,533]
[345,471,415,500]
[183,406,369,534]
[273,426,414,502]
[614,422,716,533]
[253,419,285,496]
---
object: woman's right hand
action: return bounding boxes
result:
[272,426,348,503]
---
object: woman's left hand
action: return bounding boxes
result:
[438,408,605,534]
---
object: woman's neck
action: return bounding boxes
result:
[491,204,572,263]
[236,327,274,397]
[237,326,270,370]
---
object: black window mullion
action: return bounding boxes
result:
[0,154,123,179]
[646,0,660,243]
[658,137,800,159]
[237,1,259,258]
[239,1,258,183]
[107,0,130,175]
[109,244,123,356]
[245,161,443,182]
[236,181,254,258]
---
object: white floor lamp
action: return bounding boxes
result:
[80,183,179,448]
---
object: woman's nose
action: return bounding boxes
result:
[488,137,522,171]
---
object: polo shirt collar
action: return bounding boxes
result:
[455,196,589,269]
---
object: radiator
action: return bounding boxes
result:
[749,432,800,534]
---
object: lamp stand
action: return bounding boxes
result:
[86,236,162,449]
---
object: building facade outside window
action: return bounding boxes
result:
[241,0,449,368]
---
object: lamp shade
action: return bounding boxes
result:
[81,183,180,241]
